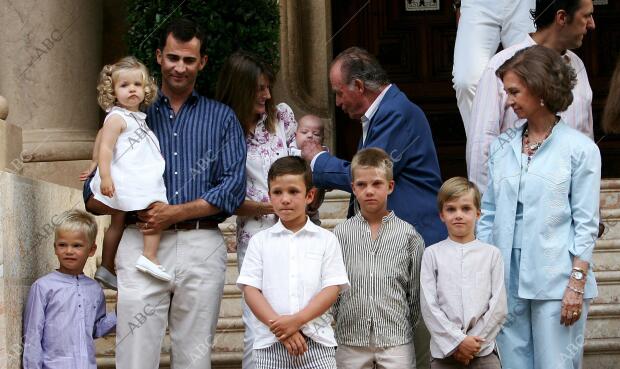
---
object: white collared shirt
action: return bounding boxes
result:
[361,84,392,144]
[237,217,350,349]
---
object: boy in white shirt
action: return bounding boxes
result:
[420,177,507,368]
[237,156,350,369]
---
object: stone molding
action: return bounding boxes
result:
[0,97,24,174]
[21,128,97,162]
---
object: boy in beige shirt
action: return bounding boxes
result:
[420,177,507,368]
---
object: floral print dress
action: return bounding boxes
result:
[235,103,297,262]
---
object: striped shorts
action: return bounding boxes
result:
[254,339,337,369]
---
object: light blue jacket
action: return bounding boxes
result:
[477,121,599,300]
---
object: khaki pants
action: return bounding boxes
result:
[115,227,227,369]
[336,326,416,369]
[430,351,501,369]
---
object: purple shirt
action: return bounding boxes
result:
[22,271,116,369]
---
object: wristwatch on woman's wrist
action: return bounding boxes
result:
[453,0,461,11]
[570,269,585,281]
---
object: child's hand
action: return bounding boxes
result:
[282,331,308,356]
[101,177,115,197]
[79,162,98,181]
[452,350,471,365]
[457,335,484,358]
[269,315,302,341]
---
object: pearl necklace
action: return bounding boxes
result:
[522,119,557,166]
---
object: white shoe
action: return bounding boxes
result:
[94,266,118,290]
[135,255,172,282]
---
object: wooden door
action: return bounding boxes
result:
[331,0,620,178]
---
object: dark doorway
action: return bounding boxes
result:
[331,0,620,178]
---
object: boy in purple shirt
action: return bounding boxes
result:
[22,210,116,369]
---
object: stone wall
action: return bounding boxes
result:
[0,171,109,369]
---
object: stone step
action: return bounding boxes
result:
[592,240,620,274]
[95,317,244,368]
[94,184,620,369]
[583,338,620,369]
[97,351,244,369]
[586,303,620,340]
[593,271,620,305]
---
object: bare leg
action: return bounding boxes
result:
[101,212,126,274]
[86,196,123,216]
[142,232,162,265]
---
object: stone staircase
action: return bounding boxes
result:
[94,190,350,369]
[94,182,620,369]
[584,179,620,368]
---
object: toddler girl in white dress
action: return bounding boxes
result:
[84,56,171,286]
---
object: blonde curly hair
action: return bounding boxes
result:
[96,56,158,111]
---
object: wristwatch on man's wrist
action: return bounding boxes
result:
[453,0,461,11]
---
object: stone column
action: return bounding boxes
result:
[0,0,102,188]
[274,0,336,150]
[0,96,24,175]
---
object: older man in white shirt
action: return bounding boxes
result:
[466,0,596,193]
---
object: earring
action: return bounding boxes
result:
[540,99,545,107]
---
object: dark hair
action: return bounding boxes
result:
[496,45,576,114]
[332,47,390,92]
[216,51,276,135]
[268,156,312,192]
[603,56,620,134]
[531,0,583,30]
[158,18,207,56]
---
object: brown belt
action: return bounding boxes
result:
[125,216,219,231]
[167,220,219,231]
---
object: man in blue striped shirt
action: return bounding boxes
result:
[85,18,246,369]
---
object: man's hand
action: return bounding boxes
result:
[281,331,308,356]
[137,202,178,233]
[300,139,324,162]
[101,177,115,197]
[456,336,484,360]
[269,315,303,342]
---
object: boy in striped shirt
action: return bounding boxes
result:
[333,148,425,369]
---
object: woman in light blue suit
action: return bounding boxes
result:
[477,45,600,369]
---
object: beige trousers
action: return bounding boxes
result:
[430,351,501,369]
[115,227,227,369]
[336,327,416,369]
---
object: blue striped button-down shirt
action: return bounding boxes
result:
[147,90,246,223]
